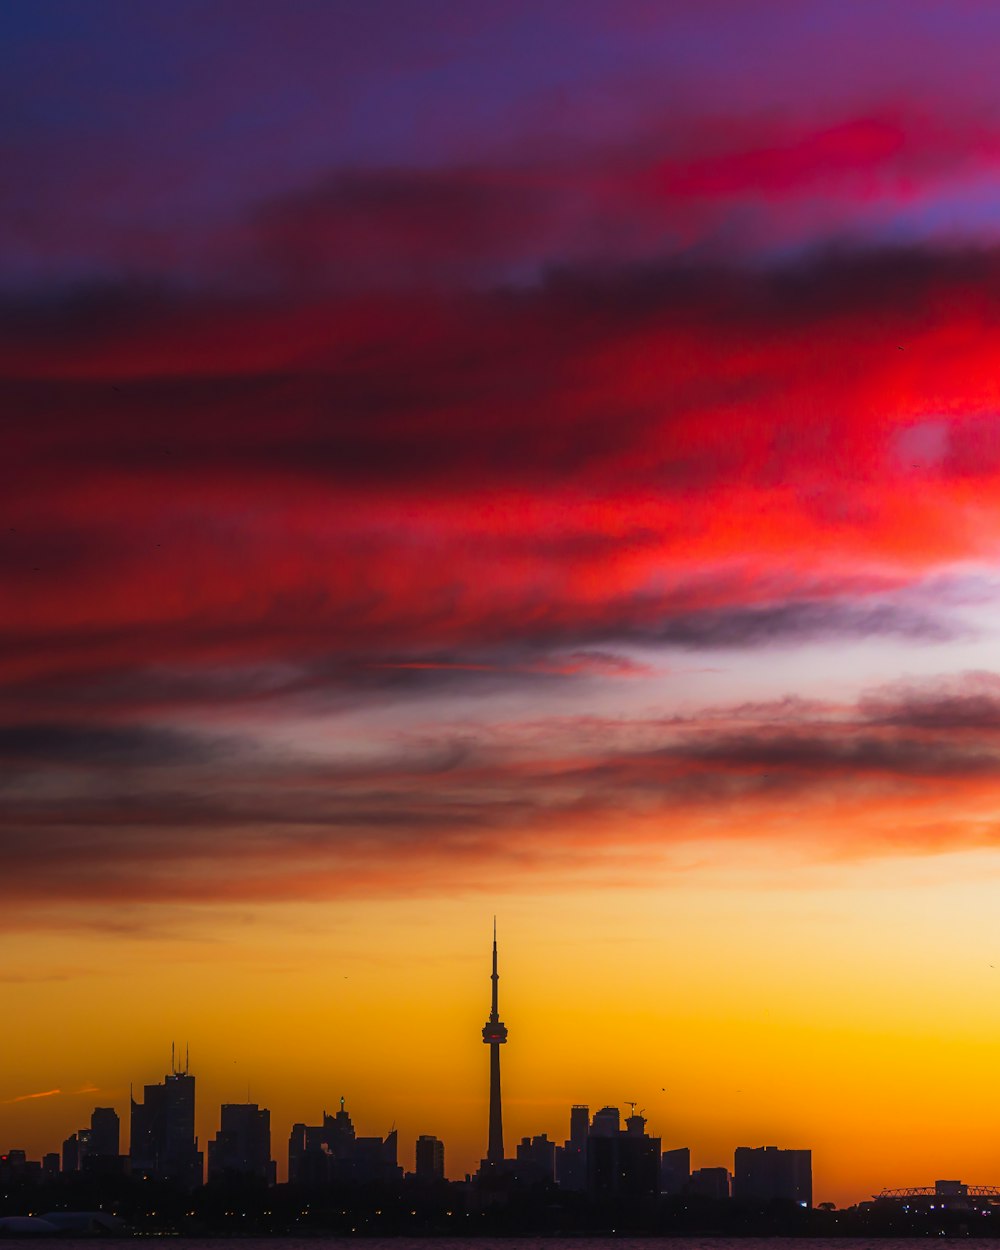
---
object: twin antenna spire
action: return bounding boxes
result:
[170,1041,190,1075]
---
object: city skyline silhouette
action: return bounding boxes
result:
[3,927,822,1218]
[3,925,992,1214]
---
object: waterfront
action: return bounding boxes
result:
[0,1241,987,1249]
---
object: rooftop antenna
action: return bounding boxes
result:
[171,1041,176,1074]
[185,1042,189,1074]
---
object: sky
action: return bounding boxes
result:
[5,0,1000,1206]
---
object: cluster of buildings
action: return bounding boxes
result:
[484,1103,811,1206]
[1,1064,274,1192]
[475,925,811,1205]
[1,929,812,1207]
[288,1098,400,1187]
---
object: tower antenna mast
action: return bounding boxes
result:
[481,918,508,1166]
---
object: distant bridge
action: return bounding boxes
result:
[876,1186,1000,1200]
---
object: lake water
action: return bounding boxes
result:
[0,1240,955,1249]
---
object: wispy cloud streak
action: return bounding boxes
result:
[2,1089,61,1104]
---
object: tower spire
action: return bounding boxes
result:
[490,916,499,1021]
[481,920,508,1166]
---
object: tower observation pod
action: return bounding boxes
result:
[481,920,508,1165]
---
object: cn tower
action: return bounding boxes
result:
[481,919,508,1164]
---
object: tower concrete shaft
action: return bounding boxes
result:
[481,920,508,1164]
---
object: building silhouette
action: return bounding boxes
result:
[590,1105,621,1136]
[415,1134,444,1181]
[733,1145,812,1207]
[586,1107,661,1197]
[0,1149,40,1186]
[287,1098,401,1186]
[129,1050,203,1189]
[516,1133,556,1183]
[661,1145,691,1195]
[480,921,508,1169]
[555,1105,588,1191]
[61,1133,80,1174]
[88,1108,120,1159]
[207,1104,275,1185]
[59,1108,121,1177]
[569,1104,589,1144]
[690,1165,730,1199]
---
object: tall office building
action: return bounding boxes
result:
[415,1134,445,1181]
[480,920,508,1167]
[590,1105,621,1136]
[690,1166,730,1200]
[732,1145,812,1207]
[516,1134,556,1183]
[661,1146,691,1195]
[207,1104,275,1185]
[129,1050,203,1189]
[556,1105,589,1191]
[74,1106,125,1176]
[586,1105,660,1198]
[62,1133,80,1173]
[89,1107,120,1159]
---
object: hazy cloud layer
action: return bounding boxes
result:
[4,676,1000,925]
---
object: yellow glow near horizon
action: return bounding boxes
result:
[6,846,1000,1205]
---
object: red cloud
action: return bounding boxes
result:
[3,248,1000,690]
[651,118,910,197]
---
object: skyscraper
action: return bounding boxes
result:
[732,1145,812,1207]
[62,1107,120,1175]
[556,1105,589,1191]
[207,1104,275,1185]
[590,1105,621,1136]
[62,1133,80,1173]
[690,1166,731,1200]
[415,1134,445,1181]
[585,1105,661,1198]
[480,920,508,1166]
[661,1146,691,1195]
[516,1133,556,1182]
[89,1107,120,1159]
[129,1050,203,1189]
